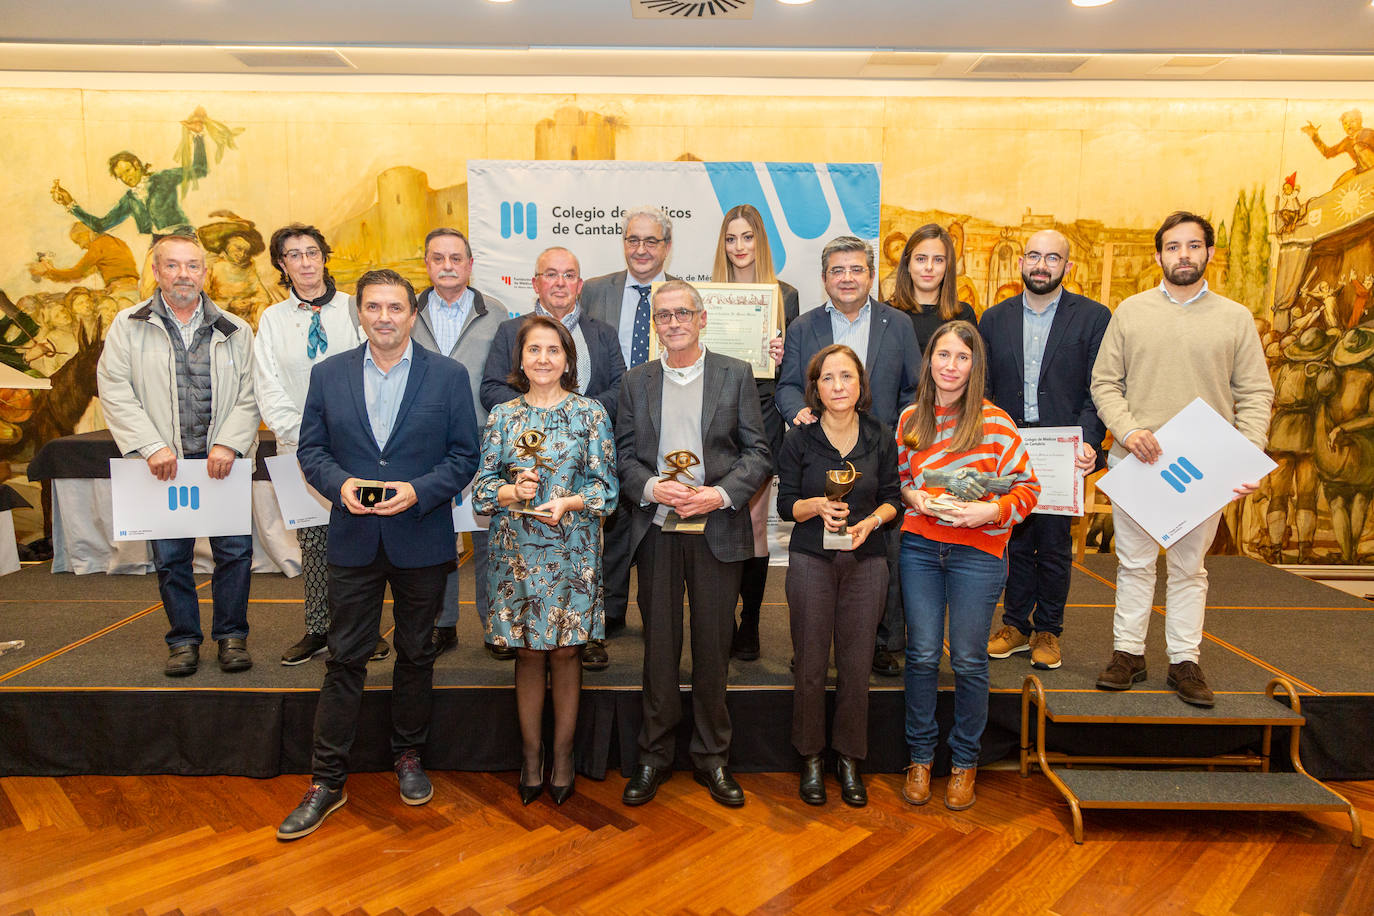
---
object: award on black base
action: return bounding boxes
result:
[822,461,861,551]
[509,429,556,519]
[661,448,707,534]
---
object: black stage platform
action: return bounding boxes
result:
[1,556,1372,780]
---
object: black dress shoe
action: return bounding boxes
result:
[694,766,745,808]
[278,784,346,841]
[550,753,576,805]
[486,643,516,661]
[872,647,901,677]
[622,764,670,806]
[430,626,457,655]
[394,749,433,805]
[581,639,609,671]
[369,637,391,662]
[836,754,867,807]
[519,746,544,805]
[217,638,252,673]
[165,644,199,678]
[281,633,327,666]
[799,754,826,806]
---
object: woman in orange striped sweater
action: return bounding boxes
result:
[896,320,1039,812]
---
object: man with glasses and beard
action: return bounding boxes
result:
[980,230,1109,671]
[1090,211,1272,707]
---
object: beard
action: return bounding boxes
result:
[1021,268,1063,296]
[1163,256,1208,287]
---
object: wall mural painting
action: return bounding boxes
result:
[1,91,1372,566]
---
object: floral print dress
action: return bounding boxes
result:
[472,393,618,650]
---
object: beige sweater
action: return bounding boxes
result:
[1090,286,1273,462]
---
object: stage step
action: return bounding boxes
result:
[1033,690,1305,726]
[1057,769,1349,811]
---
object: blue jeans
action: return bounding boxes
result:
[150,533,252,647]
[900,532,1006,770]
[435,528,488,630]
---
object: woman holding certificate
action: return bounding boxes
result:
[776,344,899,807]
[896,320,1039,811]
[471,315,618,806]
[889,224,977,354]
[711,204,800,662]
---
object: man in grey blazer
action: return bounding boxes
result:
[579,206,680,669]
[775,236,921,678]
[409,227,509,660]
[616,280,772,809]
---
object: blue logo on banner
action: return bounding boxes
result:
[500,201,538,240]
[1159,457,1203,494]
[168,485,201,511]
[702,162,881,273]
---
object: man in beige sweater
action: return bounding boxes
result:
[1090,211,1274,707]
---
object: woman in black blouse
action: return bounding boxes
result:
[777,344,900,807]
[889,223,977,353]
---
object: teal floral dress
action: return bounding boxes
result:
[472,393,618,650]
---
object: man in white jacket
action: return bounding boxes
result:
[97,234,260,677]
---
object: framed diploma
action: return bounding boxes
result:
[650,282,780,378]
[1020,426,1084,516]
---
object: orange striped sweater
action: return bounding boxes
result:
[896,400,1040,557]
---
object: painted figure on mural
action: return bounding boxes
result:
[28,223,140,296]
[1314,323,1374,563]
[198,214,274,328]
[1261,328,1329,564]
[1302,110,1374,190]
[1274,173,1310,236]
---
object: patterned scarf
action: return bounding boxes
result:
[295,278,337,359]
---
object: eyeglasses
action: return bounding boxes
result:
[1022,252,1064,267]
[282,248,323,263]
[827,265,870,278]
[625,236,666,251]
[537,270,579,282]
[652,308,700,325]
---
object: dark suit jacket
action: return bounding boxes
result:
[480,312,627,420]
[616,350,772,564]
[298,341,480,568]
[775,297,920,431]
[581,270,681,349]
[978,290,1112,466]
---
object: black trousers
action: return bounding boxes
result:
[635,526,742,771]
[602,498,634,627]
[1002,512,1073,637]
[310,545,448,789]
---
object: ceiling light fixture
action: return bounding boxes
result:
[776,0,815,5]
[1071,0,1116,7]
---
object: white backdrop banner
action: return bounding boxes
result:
[467,160,882,315]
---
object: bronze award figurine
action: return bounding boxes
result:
[510,428,557,518]
[823,461,862,550]
[661,448,707,534]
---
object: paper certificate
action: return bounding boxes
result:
[650,282,780,378]
[1096,398,1277,548]
[1020,426,1083,516]
[265,454,333,530]
[110,458,253,541]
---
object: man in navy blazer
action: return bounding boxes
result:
[774,236,920,676]
[279,269,479,841]
[979,229,1109,671]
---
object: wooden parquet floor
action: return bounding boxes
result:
[1,768,1371,916]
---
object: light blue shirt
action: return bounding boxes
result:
[1022,292,1061,424]
[618,271,666,367]
[825,298,873,366]
[1159,279,1210,306]
[362,340,413,450]
[428,287,474,356]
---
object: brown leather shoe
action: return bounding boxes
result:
[1029,632,1062,670]
[945,766,977,811]
[1095,650,1147,690]
[1167,660,1215,707]
[901,761,931,806]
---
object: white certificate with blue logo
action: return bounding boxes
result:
[109,458,253,541]
[1096,398,1276,548]
[264,454,332,530]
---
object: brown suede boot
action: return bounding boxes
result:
[901,762,932,806]
[945,766,977,811]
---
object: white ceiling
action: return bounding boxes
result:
[2,0,1373,80]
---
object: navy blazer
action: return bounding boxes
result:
[978,290,1112,465]
[480,312,627,420]
[775,298,921,431]
[298,341,480,568]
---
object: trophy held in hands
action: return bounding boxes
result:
[661,449,707,534]
[823,461,862,550]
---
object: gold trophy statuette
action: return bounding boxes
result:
[510,428,557,518]
[823,461,862,550]
[661,449,707,534]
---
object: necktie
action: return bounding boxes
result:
[631,284,652,368]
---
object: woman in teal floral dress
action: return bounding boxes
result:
[472,315,618,805]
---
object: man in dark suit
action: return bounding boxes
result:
[482,246,627,670]
[580,206,680,657]
[277,269,479,841]
[979,229,1109,671]
[775,235,921,676]
[617,280,771,809]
